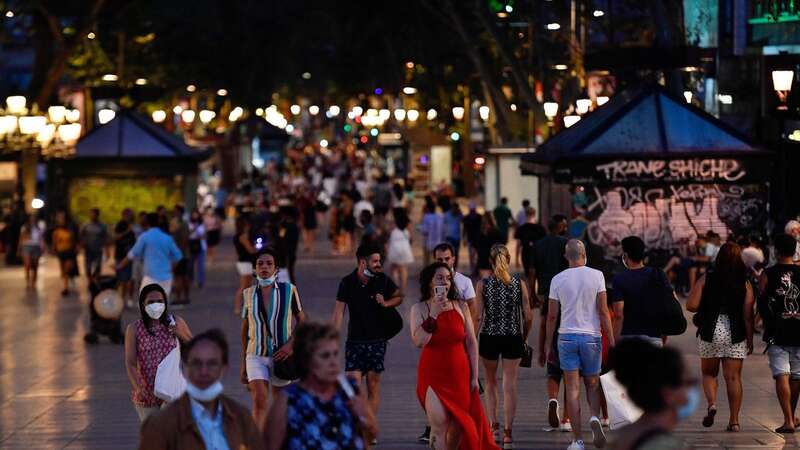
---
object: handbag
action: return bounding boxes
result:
[600,371,643,430]
[376,276,403,341]
[650,268,687,336]
[154,329,186,402]
[271,349,299,381]
[516,276,533,368]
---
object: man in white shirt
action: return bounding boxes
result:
[545,239,614,450]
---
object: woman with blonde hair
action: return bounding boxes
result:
[474,244,532,448]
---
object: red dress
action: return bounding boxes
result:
[417,309,499,450]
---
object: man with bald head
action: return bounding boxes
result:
[545,239,614,450]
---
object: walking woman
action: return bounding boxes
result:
[124,283,193,422]
[686,242,754,432]
[233,217,257,315]
[265,322,376,450]
[188,208,207,289]
[203,207,222,263]
[410,262,498,450]
[299,188,318,253]
[386,214,414,293]
[51,210,78,296]
[475,214,504,280]
[474,244,532,448]
[19,214,44,288]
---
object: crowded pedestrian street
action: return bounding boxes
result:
[0,228,794,450]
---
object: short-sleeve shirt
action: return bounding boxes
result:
[549,266,606,337]
[336,270,399,343]
[514,223,546,268]
[611,267,672,338]
[114,220,136,261]
[242,283,302,357]
[532,235,569,295]
[454,271,476,301]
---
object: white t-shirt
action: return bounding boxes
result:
[549,265,606,337]
[454,271,476,302]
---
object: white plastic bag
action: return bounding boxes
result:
[600,370,643,430]
[154,338,186,402]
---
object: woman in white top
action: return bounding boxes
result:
[19,214,44,288]
[386,214,414,293]
[188,209,207,289]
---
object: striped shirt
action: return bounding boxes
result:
[242,283,302,357]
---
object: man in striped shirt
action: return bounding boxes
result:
[240,247,305,431]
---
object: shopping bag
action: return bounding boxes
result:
[154,338,186,402]
[600,370,642,430]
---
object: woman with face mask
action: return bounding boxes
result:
[411,263,498,450]
[609,339,698,450]
[265,322,375,450]
[124,283,193,422]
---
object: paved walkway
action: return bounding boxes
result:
[0,232,797,449]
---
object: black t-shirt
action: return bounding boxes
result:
[114,220,136,260]
[532,235,568,295]
[463,212,482,244]
[611,267,672,338]
[759,264,800,346]
[514,223,546,268]
[336,270,399,343]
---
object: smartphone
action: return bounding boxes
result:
[434,285,447,298]
[337,374,356,399]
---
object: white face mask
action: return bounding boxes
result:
[145,302,165,319]
[185,380,224,402]
[363,269,375,278]
[257,273,277,287]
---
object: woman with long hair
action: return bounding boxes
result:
[265,322,376,450]
[475,214,504,280]
[686,242,754,432]
[233,216,257,315]
[474,244,532,448]
[386,214,414,293]
[410,262,498,449]
[124,283,193,422]
[19,214,44,288]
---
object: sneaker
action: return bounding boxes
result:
[590,416,607,448]
[548,399,561,428]
[567,439,585,450]
[418,427,430,443]
[560,420,572,432]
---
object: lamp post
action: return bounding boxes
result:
[772,70,794,110]
[0,96,81,212]
[544,102,559,136]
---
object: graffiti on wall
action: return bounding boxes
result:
[583,184,768,256]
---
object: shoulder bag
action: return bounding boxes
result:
[154,316,187,402]
[376,276,404,341]
[516,276,533,367]
[650,268,687,336]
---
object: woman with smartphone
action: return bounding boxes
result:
[410,263,498,450]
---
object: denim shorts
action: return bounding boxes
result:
[558,333,602,376]
[768,345,800,380]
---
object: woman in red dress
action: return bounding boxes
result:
[410,262,499,450]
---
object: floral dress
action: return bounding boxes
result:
[284,379,365,450]
[132,319,176,407]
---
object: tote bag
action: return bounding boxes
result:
[154,321,186,402]
[600,371,643,430]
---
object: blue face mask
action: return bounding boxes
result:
[257,274,277,287]
[677,386,700,420]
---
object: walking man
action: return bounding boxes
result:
[116,212,182,299]
[611,236,673,346]
[80,208,109,279]
[332,243,403,444]
[758,233,800,433]
[545,239,614,450]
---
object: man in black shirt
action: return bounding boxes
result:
[113,208,137,308]
[462,202,482,276]
[332,243,402,439]
[610,236,671,346]
[515,207,546,297]
[758,233,800,434]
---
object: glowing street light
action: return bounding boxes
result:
[97,109,116,125]
[102,74,118,82]
[576,99,592,115]
[57,123,81,145]
[48,106,67,124]
[228,107,244,122]
[427,109,437,120]
[452,106,465,120]
[6,96,27,115]
[597,96,609,106]
[544,102,559,120]
[403,86,417,95]
[772,70,794,107]
[563,115,581,128]
[394,109,406,121]
[593,10,605,17]
[66,109,80,123]
[19,116,46,135]
[407,109,420,121]
[683,91,693,103]
[379,109,391,121]
[181,109,196,123]
[546,23,561,30]
[352,106,363,116]
[152,110,167,123]
[479,106,490,121]
[31,198,44,210]
[217,89,228,96]
[199,109,216,124]
[328,105,341,116]
[135,78,147,86]
[290,104,301,115]
[320,139,329,148]
[309,105,320,115]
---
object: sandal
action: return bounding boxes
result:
[502,429,514,449]
[702,406,717,428]
[776,425,795,434]
[491,423,500,443]
[726,423,741,432]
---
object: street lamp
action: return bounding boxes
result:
[97,109,116,125]
[181,109,196,123]
[352,106,363,117]
[544,102,559,121]
[309,105,320,116]
[379,109,391,121]
[328,105,341,117]
[479,106,490,121]
[683,91,693,103]
[407,109,420,121]
[563,115,581,128]
[427,109,438,120]
[452,106,465,120]
[290,104,301,115]
[772,70,794,108]
[152,110,167,123]
[394,109,406,121]
[47,106,67,124]
[199,109,216,124]
[597,96,610,106]
[576,99,592,115]
[6,96,27,115]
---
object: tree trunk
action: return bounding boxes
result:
[441,0,512,142]
[472,0,539,111]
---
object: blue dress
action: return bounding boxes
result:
[284,380,365,450]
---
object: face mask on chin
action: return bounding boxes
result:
[185,380,224,403]
[363,269,375,278]
[257,273,277,287]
